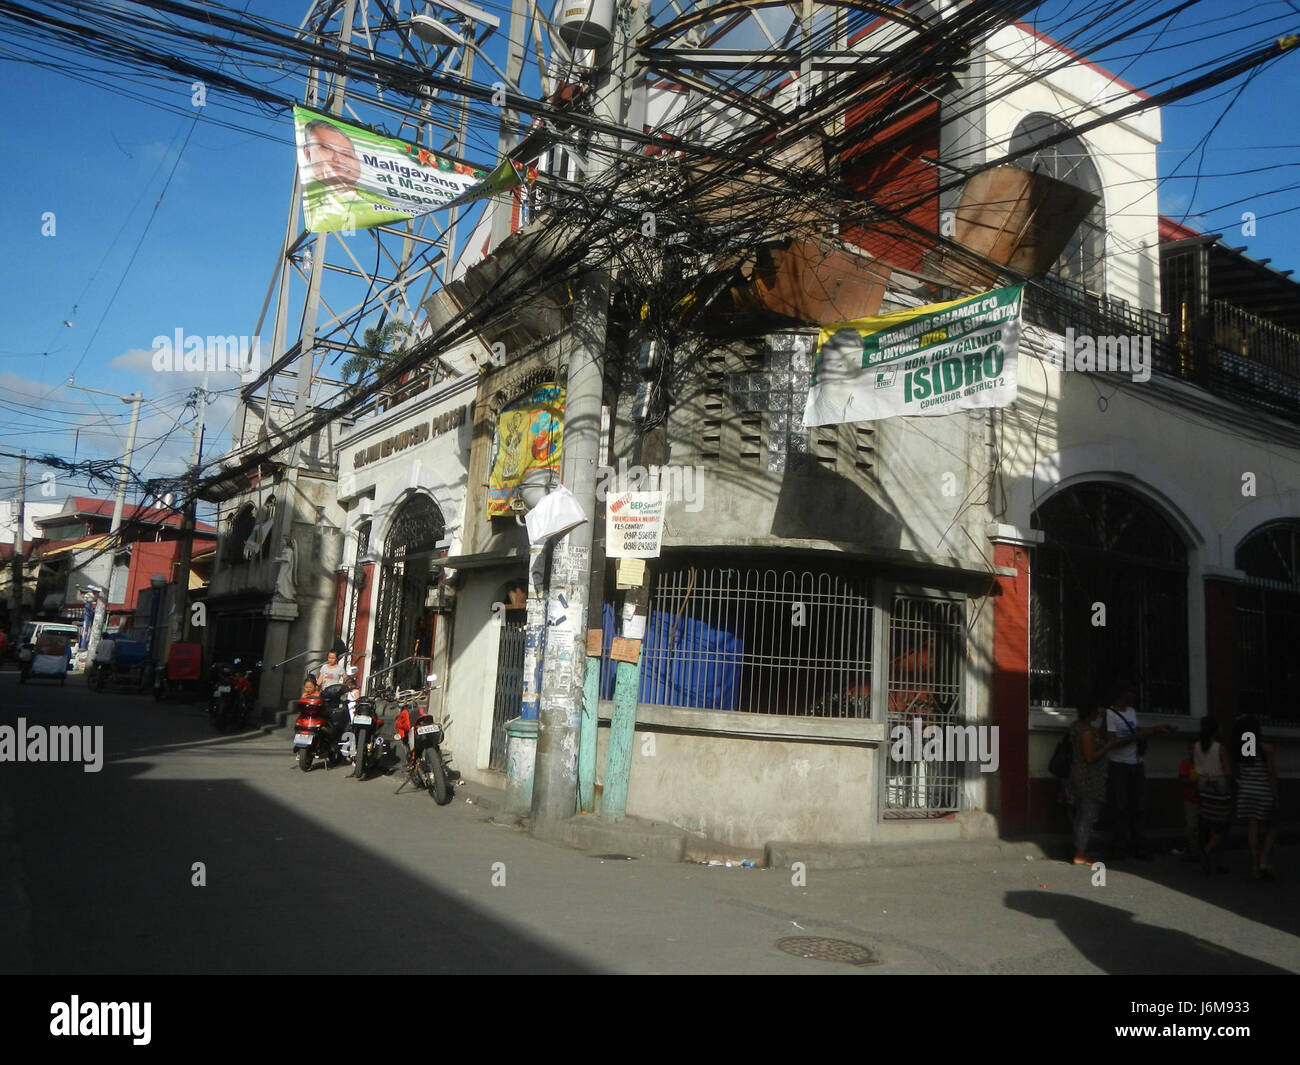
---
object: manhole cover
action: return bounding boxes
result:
[589,853,637,861]
[776,936,878,966]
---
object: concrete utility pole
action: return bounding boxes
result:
[530,1,647,835]
[174,376,209,643]
[9,449,26,632]
[84,392,142,670]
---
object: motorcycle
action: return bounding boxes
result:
[392,674,453,805]
[209,659,262,731]
[348,691,387,781]
[292,682,350,772]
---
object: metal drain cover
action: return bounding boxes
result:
[776,936,878,966]
[589,853,637,861]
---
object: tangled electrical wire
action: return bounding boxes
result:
[1,0,1296,498]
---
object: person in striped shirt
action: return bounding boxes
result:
[1233,714,1279,880]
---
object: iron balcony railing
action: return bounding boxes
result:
[1024,280,1300,421]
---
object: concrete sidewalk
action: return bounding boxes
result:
[468,777,1295,871]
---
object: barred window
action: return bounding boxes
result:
[1236,521,1300,725]
[599,558,873,716]
[1030,483,1188,713]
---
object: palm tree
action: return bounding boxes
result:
[341,320,412,385]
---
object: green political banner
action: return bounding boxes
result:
[803,284,1024,425]
[294,106,525,234]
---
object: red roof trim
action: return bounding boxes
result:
[1158,214,1201,243]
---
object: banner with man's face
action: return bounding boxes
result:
[803,284,1024,425]
[293,106,525,234]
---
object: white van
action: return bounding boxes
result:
[18,621,82,663]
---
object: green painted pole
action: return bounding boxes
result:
[602,654,640,821]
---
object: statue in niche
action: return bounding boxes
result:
[273,537,297,601]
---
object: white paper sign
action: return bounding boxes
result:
[606,491,665,558]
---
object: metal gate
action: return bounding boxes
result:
[371,495,444,691]
[490,614,527,770]
[882,594,965,818]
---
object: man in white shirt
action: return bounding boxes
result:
[1104,682,1174,860]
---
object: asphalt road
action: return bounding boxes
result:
[1,668,1296,975]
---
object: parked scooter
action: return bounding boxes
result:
[292,683,349,771]
[209,659,262,731]
[392,674,453,805]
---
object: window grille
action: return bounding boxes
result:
[1030,482,1189,713]
[371,495,444,690]
[1236,521,1300,724]
[344,520,371,654]
[491,614,527,769]
[600,561,873,716]
[883,594,965,818]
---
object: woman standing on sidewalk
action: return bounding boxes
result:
[1070,701,1114,865]
[1234,715,1279,880]
[1192,716,1232,874]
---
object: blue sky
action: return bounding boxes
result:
[0,0,1296,514]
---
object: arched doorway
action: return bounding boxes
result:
[370,495,445,691]
[1031,482,1189,713]
[1236,521,1300,725]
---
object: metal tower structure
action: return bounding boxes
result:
[215,0,562,702]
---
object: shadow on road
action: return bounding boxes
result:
[0,749,593,975]
[1004,889,1293,975]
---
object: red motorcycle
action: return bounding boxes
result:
[391,675,453,805]
[292,683,348,772]
[210,659,261,731]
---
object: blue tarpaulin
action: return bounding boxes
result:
[600,600,742,709]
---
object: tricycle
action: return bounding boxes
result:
[90,634,152,692]
[20,633,70,685]
[153,641,204,701]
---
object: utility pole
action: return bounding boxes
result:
[9,449,25,634]
[531,1,647,835]
[84,392,142,670]
[174,375,209,643]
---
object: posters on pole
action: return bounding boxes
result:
[487,384,564,517]
[803,284,1024,426]
[605,492,665,559]
[293,106,525,234]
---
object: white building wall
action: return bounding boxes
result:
[0,501,61,544]
[999,326,1300,723]
[983,25,1163,310]
[335,374,482,761]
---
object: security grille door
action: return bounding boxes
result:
[372,496,444,690]
[490,613,526,770]
[883,594,965,818]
